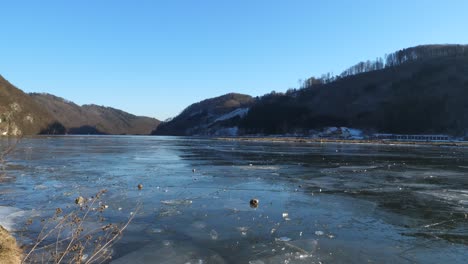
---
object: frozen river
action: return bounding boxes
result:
[1,136,467,263]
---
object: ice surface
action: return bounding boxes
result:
[2,136,468,263]
[111,241,227,264]
[0,206,26,231]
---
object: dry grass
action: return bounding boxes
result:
[0,225,22,264]
[22,190,139,264]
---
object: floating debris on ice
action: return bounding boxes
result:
[250,198,259,208]
[315,231,325,236]
[75,196,85,205]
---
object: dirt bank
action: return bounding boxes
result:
[0,225,21,264]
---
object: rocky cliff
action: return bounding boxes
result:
[0,75,52,136]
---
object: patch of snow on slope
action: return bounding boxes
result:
[214,108,249,122]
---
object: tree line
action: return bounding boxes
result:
[298,44,468,90]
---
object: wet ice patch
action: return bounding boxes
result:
[0,206,27,231]
[276,237,292,242]
[33,184,48,190]
[416,190,468,211]
[111,241,226,264]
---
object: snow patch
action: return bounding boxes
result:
[214,108,249,122]
[312,127,364,139]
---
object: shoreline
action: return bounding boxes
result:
[216,136,468,147]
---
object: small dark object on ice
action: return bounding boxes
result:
[250,198,259,208]
[75,196,85,205]
[138,184,143,190]
[192,169,196,173]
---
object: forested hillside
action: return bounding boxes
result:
[153,93,253,136]
[31,93,160,135]
[155,45,468,137]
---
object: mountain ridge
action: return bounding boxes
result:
[30,93,160,135]
[0,75,53,136]
[154,44,468,137]
[152,93,254,136]
[0,76,160,136]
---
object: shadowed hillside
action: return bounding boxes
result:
[241,45,468,136]
[153,93,254,136]
[30,93,160,135]
[153,44,468,137]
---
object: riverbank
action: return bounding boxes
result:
[216,136,468,147]
[0,225,21,264]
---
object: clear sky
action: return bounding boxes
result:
[1,0,468,120]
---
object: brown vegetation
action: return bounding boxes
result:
[22,190,139,264]
[0,75,53,136]
[0,225,22,264]
[30,93,160,135]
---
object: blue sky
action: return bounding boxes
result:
[1,0,468,120]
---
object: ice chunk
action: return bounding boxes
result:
[210,229,218,240]
[275,237,292,242]
[315,231,324,236]
[161,199,193,206]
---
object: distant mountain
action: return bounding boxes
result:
[240,44,468,136]
[0,75,53,136]
[152,93,254,136]
[154,44,468,137]
[30,93,160,135]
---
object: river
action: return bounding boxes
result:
[1,136,467,263]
